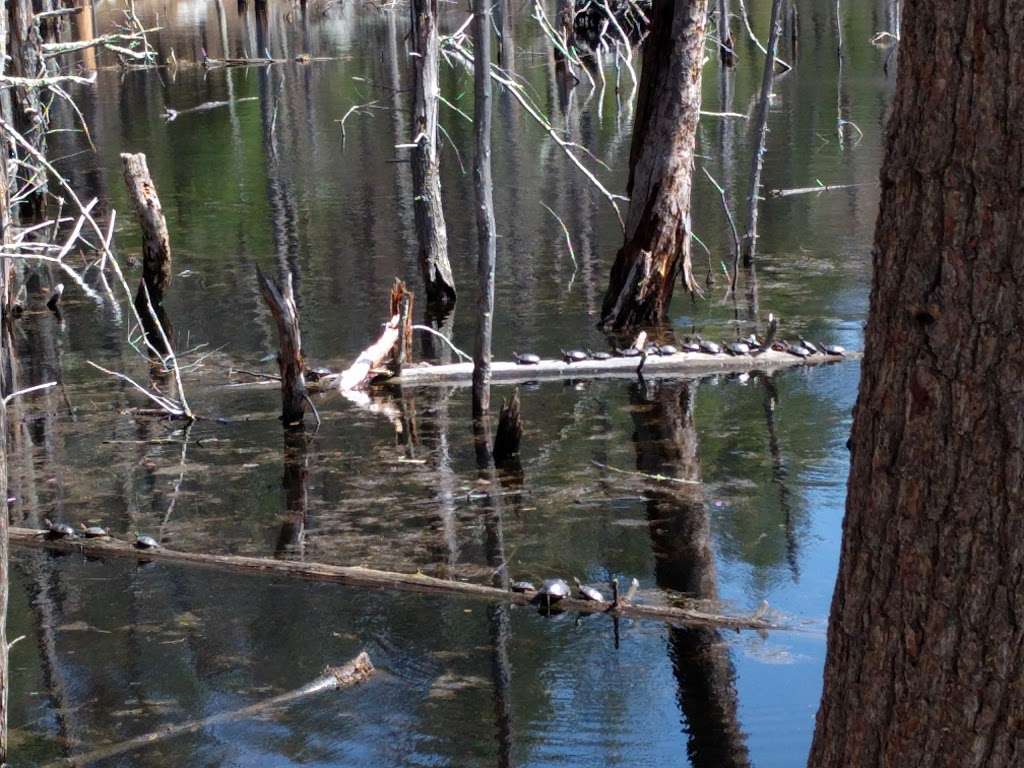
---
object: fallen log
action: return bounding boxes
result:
[391,347,854,386]
[333,314,401,392]
[43,652,374,767]
[8,528,778,631]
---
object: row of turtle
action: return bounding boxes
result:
[513,336,845,365]
[41,519,160,550]
[511,576,636,611]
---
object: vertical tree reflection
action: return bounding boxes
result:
[630,380,750,768]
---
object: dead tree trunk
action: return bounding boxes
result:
[0,401,8,765]
[410,0,456,309]
[492,388,522,469]
[718,0,734,65]
[8,0,45,215]
[471,0,497,420]
[738,0,784,267]
[121,153,173,355]
[809,2,1024,766]
[256,268,306,428]
[599,0,709,330]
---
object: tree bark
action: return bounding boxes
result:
[599,0,709,330]
[471,0,496,421]
[121,152,174,356]
[809,2,1024,766]
[0,402,8,765]
[410,0,456,309]
[256,268,307,427]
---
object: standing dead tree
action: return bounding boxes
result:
[471,0,497,421]
[8,0,46,214]
[739,0,784,266]
[120,153,173,355]
[256,268,307,428]
[410,0,456,309]
[599,0,710,330]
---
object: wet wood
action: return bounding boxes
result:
[0,403,8,764]
[44,652,374,767]
[256,268,307,427]
[393,348,852,386]
[335,314,401,392]
[492,388,523,467]
[8,528,779,631]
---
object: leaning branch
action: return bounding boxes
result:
[44,653,374,767]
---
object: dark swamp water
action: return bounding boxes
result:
[5,0,899,764]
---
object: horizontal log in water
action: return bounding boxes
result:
[9,528,776,632]
[44,652,374,767]
[392,348,854,386]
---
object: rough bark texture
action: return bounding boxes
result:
[600,0,708,330]
[410,0,456,308]
[718,0,734,65]
[471,0,496,420]
[121,152,173,355]
[0,402,8,765]
[8,0,45,213]
[256,268,307,427]
[809,2,1024,766]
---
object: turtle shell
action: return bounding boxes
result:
[305,366,332,382]
[510,581,535,593]
[561,349,589,363]
[44,520,75,539]
[80,525,108,538]
[658,344,679,356]
[587,350,613,360]
[823,344,846,356]
[135,534,160,550]
[534,578,570,600]
[699,340,722,355]
[616,347,642,358]
[513,352,541,365]
[727,341,751,356]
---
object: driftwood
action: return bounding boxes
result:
[256,268,307,427]
[393,347,852,386]
[767,181,874,197]
[164,96,257,121]
[8,528,778,631]
[43,653,374,767]
[202,54,338,69]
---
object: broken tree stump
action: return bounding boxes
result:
[256,268,307,428]
[492,388,522,468]
[121,152,173,355]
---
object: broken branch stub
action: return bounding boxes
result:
[256,267,307,428]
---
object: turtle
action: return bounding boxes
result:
[698,338,723,355]
[510,580,535,593]
[798,337,820,355]
[726,341,751,356]
[822,343,846,357]
[135,534,160,550]
[561,349,589,363]
[512,352,541,365]
[643,344,661,356]
[532,578,571,611]
[43,519,76,540]
[79,523,109,539]
[681,339,701,353]
[615,347,643,358]
[573,577,605,602]
[586,349,613,361]
[658,344,679,356]
[784,341,811,358]
[743,333,761,348]
[305,366,333,382]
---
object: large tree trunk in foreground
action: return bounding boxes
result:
[809,3,1024,766]
[600,0,708,330]
[410,0,456,309]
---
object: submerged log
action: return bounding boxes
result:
[256,268,307,427]
[44,653,374,767]
[8,528,779,631]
